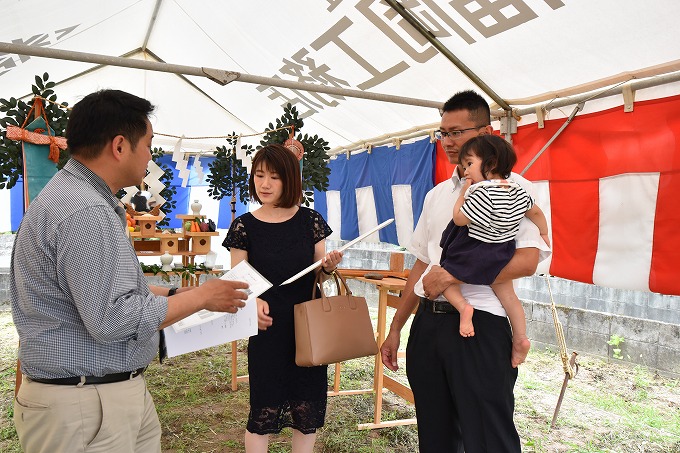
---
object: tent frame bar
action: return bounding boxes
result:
[503,71,680,118]
[328,122,440,156]
[0,41,442,110]
[332,72,680,155]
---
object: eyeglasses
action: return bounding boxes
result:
[434,127,483,140]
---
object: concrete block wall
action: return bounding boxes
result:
[525,299,680,378]
[516,275,680,325]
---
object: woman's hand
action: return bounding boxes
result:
[321,250,343,274]
[256,298,273,330]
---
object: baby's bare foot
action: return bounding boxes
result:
[459,303,475,337]
[511,336,531,367]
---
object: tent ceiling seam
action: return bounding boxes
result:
[172,0,250,74]
[13,48,144,101]
[142,0,164,51]
[384,0,510,111]
[143,49,258,133]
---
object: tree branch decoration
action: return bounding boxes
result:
[206,134,252,205]
[259,103,330,206]
[0,73,70,189]
[140,262,211,283]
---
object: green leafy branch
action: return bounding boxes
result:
[206,134,252,203]
[259,103,330,206]
[206,104,331,207]
[140,262,212,283]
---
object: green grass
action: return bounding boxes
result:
[2,310,680,452]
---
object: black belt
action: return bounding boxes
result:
[420,297,457,314]
[29,367,146,386]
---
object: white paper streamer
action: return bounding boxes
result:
[170,135,190,187]
[143,160,167,218]
[120,186,138,205]
[193,154,204,181]
[171,136,184,163]
[235,135,245,162]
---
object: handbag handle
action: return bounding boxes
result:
[313,270,357,312]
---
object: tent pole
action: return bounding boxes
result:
[383,0,511,112]
[519,102,584,176]
[0,41,441,110]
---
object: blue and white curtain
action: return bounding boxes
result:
[314,137,435,247]
[3,138,435,242]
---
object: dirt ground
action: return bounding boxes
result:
[2,310,679,452]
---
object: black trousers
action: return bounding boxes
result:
[406,301,520,453]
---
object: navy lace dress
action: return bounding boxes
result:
[223,207,332,434]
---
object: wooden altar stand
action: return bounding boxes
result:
[330,252,417,430]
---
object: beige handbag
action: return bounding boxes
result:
[294,271,378,367]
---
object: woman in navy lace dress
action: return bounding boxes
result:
[223,144,342,453]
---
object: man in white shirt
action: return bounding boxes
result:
[380,91,550,453]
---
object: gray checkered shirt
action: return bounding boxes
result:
[11,159,168,379]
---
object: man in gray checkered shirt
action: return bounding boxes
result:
[10,89,249,453]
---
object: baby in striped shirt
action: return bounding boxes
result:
[439,134,550,367]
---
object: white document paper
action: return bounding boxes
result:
[163,302,257,358]
[280,218,394,285]
[163,260,271,358]
[171,260,271,332]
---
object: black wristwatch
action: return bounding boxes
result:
[167,287,178,297]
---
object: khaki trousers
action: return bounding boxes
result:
[14,373,161,453]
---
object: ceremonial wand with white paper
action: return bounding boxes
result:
[280,218,394,286]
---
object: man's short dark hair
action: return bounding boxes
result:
[66,89,155,159]
[442,90,491,127]
[249,144,302,208]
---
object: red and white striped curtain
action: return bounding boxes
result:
[436,94,680,296]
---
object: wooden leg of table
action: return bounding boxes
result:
[327,362,374,397]
[373,288,388,424]
[357,285,418,430]
[231,340,239,391]
[333,363,341,393]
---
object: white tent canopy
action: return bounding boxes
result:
[2,0,680,152]
[3,0,680,296]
